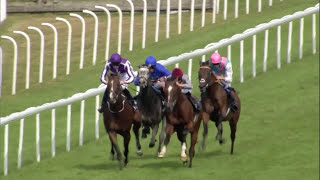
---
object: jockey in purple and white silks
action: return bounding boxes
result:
[210,52,238,112]
[98,53,137,113]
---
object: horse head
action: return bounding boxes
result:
[138,64,151,88]
[107,72,122,104]
[164,76,181,112]
[198,62,217,93]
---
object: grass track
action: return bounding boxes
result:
[1,52,318,180]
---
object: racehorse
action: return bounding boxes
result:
[136,65,166,153]
[158,76,201,168]
[102,72,142,170]
[198,62,241,154]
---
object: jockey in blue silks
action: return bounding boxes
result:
[98,53,137,113]
[135,56,171,100]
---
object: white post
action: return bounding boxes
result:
[227,45,231,60]
[202,54,206,62]
[216,0,220,14]
[51,109,56,157]
[67,104,72,151]
[212,0,216,23]
[277,25,281,69]
[0,0,7,23]
[106,4,122,54]
[0,47,2,98]
[235,0,238,19]
[155,0,161,42]
[258,0,261,12]
[252,35,256,78]
[18,119,24,168]
[188,59,193,82]
[312,14,316,54]
[13,31,31,89]
[269,0,272,6]
[166,0,170,39]
[223,0,227,20]
[95,6,111,61]
[42,23,58,79]
[126,0,134,51]
[69,13,86,69]
[240,40,244,83]
[4,124,9,175]
[190,0,195,31]
[201,0,206,27]
[28,26,45,83]
[1,36,18,95]
[142,0,147,49]
[83,10,99,66]
[80,100,85,146]
[56,17,72,75]
[263,30,269,72]
[178,0,182,34]
[299,18,304,59]
[36,113,40,162]
[246,0,249,15]
[287,21,292,64]
[95,95,100,139]
[175,63,179,68]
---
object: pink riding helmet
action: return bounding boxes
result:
[211,53,222,64]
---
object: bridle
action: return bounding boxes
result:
[199,66,222,92]
[107,94,126,113]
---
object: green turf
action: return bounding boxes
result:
[0,0,319,179]
[1,50,318,180]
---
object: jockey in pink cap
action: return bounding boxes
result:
[210,52,238,112]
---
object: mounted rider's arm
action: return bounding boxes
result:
[223,62,233,83]
[180,74,193,89]
[122,61,135,84]
[100,62,110,85]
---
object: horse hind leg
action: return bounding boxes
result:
[149,123,159,148]
[108,132,123,170]
[110,144,115,161]
[133,121,143,156]
[189,118,201,168]
[177,129,188,163]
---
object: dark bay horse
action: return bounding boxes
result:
[136,65,166,153]
[158,77,201,168]
[198,62,241,154]
[102,73,142,170]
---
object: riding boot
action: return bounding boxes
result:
[226,88,238,112]
[98,88,109,113]
[122,89,138,112]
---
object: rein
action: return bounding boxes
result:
[107,94,126,113]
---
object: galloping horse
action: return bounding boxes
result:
[158,77,201,168]
[102,73,142,170]
[136,65,166,153]
[198,62,241,154]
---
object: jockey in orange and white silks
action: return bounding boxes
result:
[210,53,233,88]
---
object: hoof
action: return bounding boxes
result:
[119,161,124,170]
[158,152,165,158]
[109,154,115,161]
[149,142,155,148]
[136,150,143,156]
[219,139,226,145]
[200,144,206,151]
[183,160,188,167]
[180,156,188,162]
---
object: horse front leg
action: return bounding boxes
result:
[149,123,159,148]
[200,112,210,151]
[189,117,201,168]
[158,123,173,158]
[178,128,189,164]
[110,144,115,160]
[215,115,225,145]
[108,131,123,170]
[158,116,166,154]
[133,121,143,156]
[123,131,131,167]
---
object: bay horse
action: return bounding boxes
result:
[158,77,201,168]
[136,65,166,153]
[102,72,142,170]
[198,62,241,154]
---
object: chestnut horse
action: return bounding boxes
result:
[158,77,201,168]
[102,73,142,170]
[198,62,241,154]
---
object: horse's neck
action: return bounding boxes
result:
[140,84,158,104]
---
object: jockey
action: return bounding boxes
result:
[98,53,137,113]
[210,52,238,112]
[171,68,201,114]
[135,56,171,102]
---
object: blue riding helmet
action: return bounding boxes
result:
[145,56,157,66]
[109,53,122,63]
